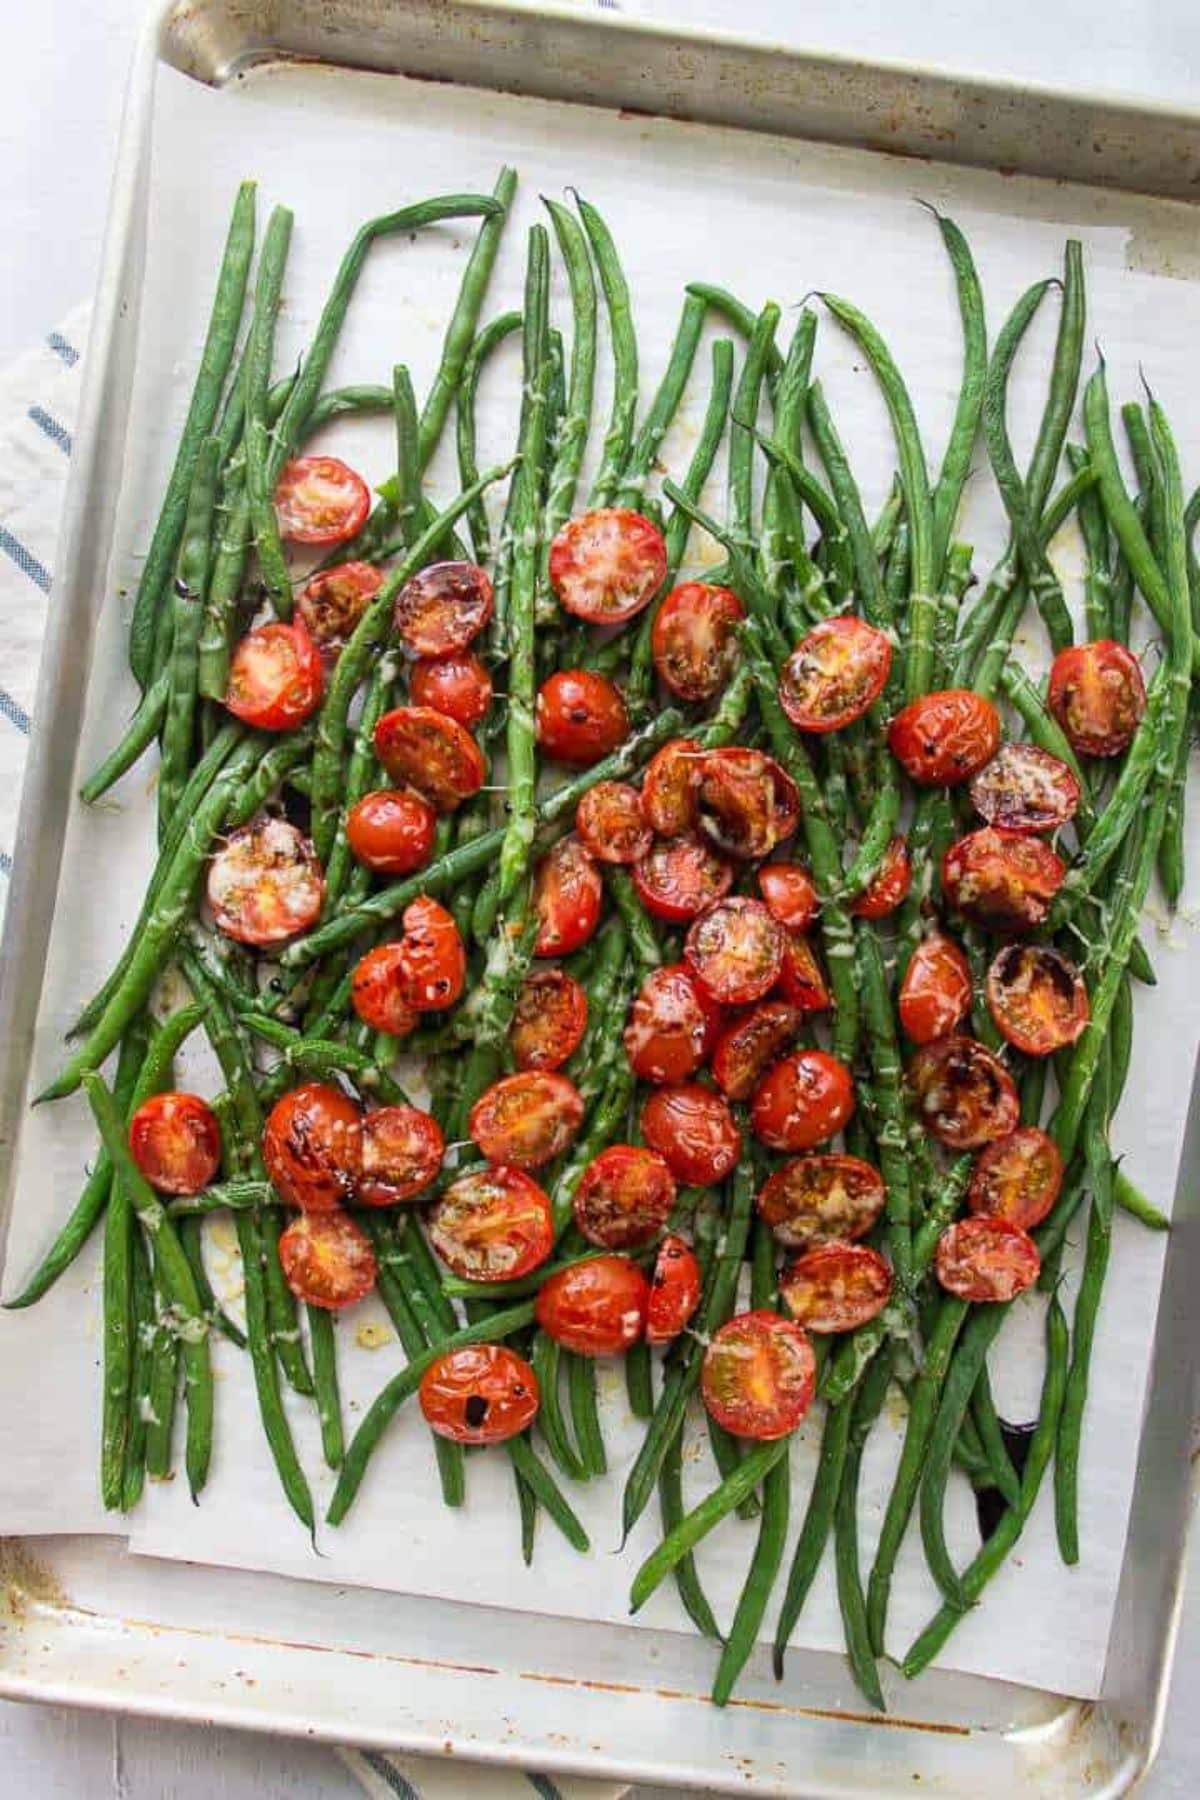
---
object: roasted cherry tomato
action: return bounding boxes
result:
[935,1216,1040,1303]
[758,862,819,934]
[969,742,1081,834]
[751,1050,855,1152]
[650,582,745,701]
[296,561,381,656]
[533,835,603,957]
[985,943,1089,1056]
[392,560,493,658]
[129,1092,221,1196]
[418,1344,539,1445]
[774,934,830,1015]
[701,1310,816,1440]
[684,896,784,1006]
[1048,639,1146,758]
[711,1002,803,1102]
[849,834,911,919]
[576,780,653,865]
[274,456,370,546]
[756,1153,886,1250]
[548,508,668,624]
[511,968,588,1072]
[468,1071,584,1171]
[262,1082,362,1212]
[278,1210,376,1309]
[573,1145,677,1249]
[624,963,722,1085]
[778,617,892,733]
[694,748,799,861]
[942,828,1065,931]
[645,1234,703,1343]
[207,818,325,947]
[536,670,629,766]
[640,737,701,836]
[898,934,973,1044]
[428,1165,553,1282]
[641,1084,742,1186]
[345,787,437,876]
[393,896,467,1012]
[358,1104,445,1206]
[780,1243,893,1335]
[409,651,493,728]
[374,706,485,812]
[535,1254,650,1355]
[350,944,420,1038]
[908,1035,1020,1149]
[632,835,733,924]
[888,688,1002,786]
[225,622,324,731]
[968,1127,1063,1231]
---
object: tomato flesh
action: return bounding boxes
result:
[701,1310,816,1440]
[684,896,784,1005]
[776,933,832,1013]
[985,943,1089,1056]
[536,670,629,766]
[275,456,370,546]
[778,617,892,732]
[392,560,493,658]
[394,896,467,1013]
[576,780,653,864]
[428,1166,553,1282]
[358,1104,445,1205]
[968,1127,1063,1231]
[624,963,722,1084]
[888,689,1001,786]
[533,835,603,957]
[780,1243,893,1334]
[758,862,819,934]
[468,1071,584,1171]
[346,788,437,876]
[1048,639,1146,757]
[374,706,485,812]
[409,651,493,728]
[350,944,421,1038]
[278,1210,376,1309]
[969,742,1080,834]
[694,748,799,861]
[633,836,733,924]
[129,1092,221,1196]
[262,1082,363,1212]
[850,834,911,919]
[942,828,1065,931]
[935,1216,1040,1303]
[419,1344,539,1445]
[535,1254,650,1355]
[908,1035,1020,1149]
[645,1234,702,1343]
[573,1145,676,1249]
[207,818,325,948]
[296,561,381,656]
[651,582,745,701]
[751,1050,855,1152]
[898,934,973,1045]
[641,1084,742,1186]
[511,969,588,1072]
[549,508,668,624]
[755,1154,886,1250]
[226,622,324,731]
[711,1002,803,1102]
[640,737,701,836]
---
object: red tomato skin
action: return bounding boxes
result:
[942,828,1065,931]
[262,1083,363,1212]
[651,582,745,701]
[533,836,604,957]
[778,617,892,732]
[511,969,588,1072]
[888,689,1002,786]
[207,819,325,948]
[756,1154,887,1250]
[275,456,370,546]
[296,561,381,655]
[351,944,421,1037]
[536,670,630,766]
[684,896,785,1006]
[428,1166,554,1283]
[779,1243,893,1334]
[345,788,437,876]
[935,1216,1041,1303]
[409,652,493,728]
[776,933,832,1013]
[576,780,653,865]
[850,835,911,919]
[395,897,467,1012]
[624,963,722,1084]
[758,862,819,934]
[535,1254,651,1355]
[128,1093,221,1196]
[278,1210,377,1309]
[693,748,799,861]
[645,1234,703,1343]
[373,706,486,812]
[701,1311,816,1440]
[358,1105,445,1206]
[899,935,973,1044]
[968,1128,1063,1232]
[418,1344,540,1445]
[711,1002,803,1102]
[640,737,701,836]
[969,742,1081,834]
[751,1051,855,1152]
[392,561,493,658]
[632,836,734,924]
[572,1145,677,1250]
[548,508,668,624]
[908,1035,1020,1149]
[985,943,1089,1056]
[1047,639,1146,757]
[468,1072,584,1171]
[641,1084,742,1186]
[225,622,324,731]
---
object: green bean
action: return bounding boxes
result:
[514,1462,537,1565]
[1113,1169,1169,1230]
[659,1427,722,1641]
[159,436,222,830]
[100,1162,137,1509]
[835,1350,891,1710]
[457,311,522,562]
[241,205,295,617]
[122,1230,154,1509]
[566,1351,606,1477]
[919,1306,1015,1609]
[307,1307,344,1472]
[630,1438,788,1614]
[143,1265,181,1481]
[390,363,422,550]
[179,1213,246,1348]
[728,302,782,550]
[626,1340,654,1421]
[542,198,597,552]
[531,1331,587,1481]
[1157,719,1190,909]
[856,931,914,1287]
[1067,443,1114,638]
[618,291,706,509]
[577,194,638,506]
[78,671,170,805]
[928,208,987,579]
[235,1208,315,1532]
[773,1394,853,1675]
[742,434,854,609]
[684,284,784,383]
[1055,1063,1113,1564]
[806,381,889,633]
[606,866,662,970]
[506,1431,590,1554]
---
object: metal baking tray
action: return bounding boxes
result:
[1,1,1198,1792]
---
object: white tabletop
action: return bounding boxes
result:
[2,1,1197,1793]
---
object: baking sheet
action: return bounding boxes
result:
[1,53,1198,1703]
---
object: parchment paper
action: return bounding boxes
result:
[1,54,1198,1701]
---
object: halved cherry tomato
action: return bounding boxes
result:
[756,1153,886,1250]
[633,836,733,924]
[262,1082,362,1211]
[418,1344,539,1445]
[684,896,784,1006]
[536,670,629,766]
[468,1071,584,1171]
[942,828,1065,931]
[409,651,493,728]
[985,943,1089,1056]
[624,963,722,1084]
[650,582,745,701]
[358,1104,445,1206]
[573,1145,676,1249]
[693,748,799,861]
[428,1166,553,1282]
[968,1127,1063,1231]
[751,1050,855,1152]
[780,1243,893,1334]
[535,1254,650,1355]
[225,622,324,731]
[548,508,668,624]
[278,1210,376,1309]
[908,1035,1019,1149]
[576,780,653,864]
[350,944,420,1038]
[207,818,325,947]
[394,897,467,1012]
[888,689,1001,786]
[849,835,911,919]
[511,969,588,1072]
[129,1093,221,1196]
[533,835,603,957]
[392,560,493,658]
[898,934,973,1044]
[640,737,701,836]
[969,742,1080,834]
[758,862,819,934]
[1048,639,1146,758]
[275,456,370,546]
[641,1084,741,1186]
[711,1002,803,1102]
[646,1235,702,1343]
[935,1216,1040,1303]
[778,617,892,733]
[374,706,485,812]
[296,561,381,656]
[346,788,437,876]
[701,1310,816,1440]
